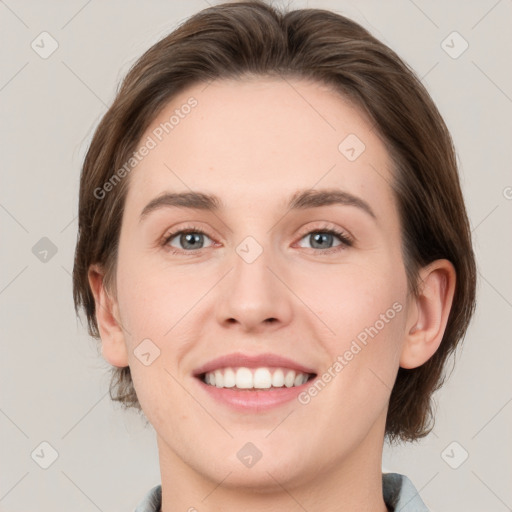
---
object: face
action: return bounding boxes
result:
[112,77,411,489]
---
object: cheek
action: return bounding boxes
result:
[314,259,408,360]
[117,279,169,341]
[115,248,184,338]
[115,254,204,389]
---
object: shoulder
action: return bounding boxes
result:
[383,472,430,512]
[135,476,429,512]
[134,484,162,512]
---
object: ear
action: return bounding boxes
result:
[88,264,129,367]
[400,259,456,369]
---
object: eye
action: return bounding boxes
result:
[296,226,353,253]
[161,224,353,255]
[163,227,215,253]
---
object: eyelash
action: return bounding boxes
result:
[161,224,354,256]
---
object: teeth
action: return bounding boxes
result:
[284,370,295,388]
[236,368,253,389]
[272,369,284,387]
[214,370,224,388]
[203,367,310,390]
[293,372,305,386]
[223,368,236,388]
[253,368,272,389]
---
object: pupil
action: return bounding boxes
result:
[312,233,331,249]
[183,233,202,249]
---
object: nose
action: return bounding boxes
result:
[215,242,294,333]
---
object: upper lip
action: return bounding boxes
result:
[193,352,317,377]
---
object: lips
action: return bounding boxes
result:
[192,352,318,411]
[192,352,317,378]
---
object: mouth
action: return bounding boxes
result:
[192,352,318,411]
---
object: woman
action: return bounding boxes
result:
[72,1,476,510]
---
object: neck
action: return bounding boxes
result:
[157,413,389,512]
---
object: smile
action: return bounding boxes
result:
[200,367,314,390]
[192,352,318,411]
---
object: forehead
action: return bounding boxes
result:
[124,77,395,217]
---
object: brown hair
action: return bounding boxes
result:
[72,0,476,444]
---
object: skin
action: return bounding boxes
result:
[89,77,455,512]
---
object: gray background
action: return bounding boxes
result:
[1,0,511,511]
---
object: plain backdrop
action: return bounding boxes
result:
[1,1,511,511]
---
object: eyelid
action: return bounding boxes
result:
[294,222,354,245]
[161,224,216,250]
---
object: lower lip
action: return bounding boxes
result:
[195,377,314,412]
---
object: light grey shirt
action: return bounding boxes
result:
[134,472,429,511]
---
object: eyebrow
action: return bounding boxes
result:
[139,188,376,222]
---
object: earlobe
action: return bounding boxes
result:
[400,259,456,369]
[88,264,129,368]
